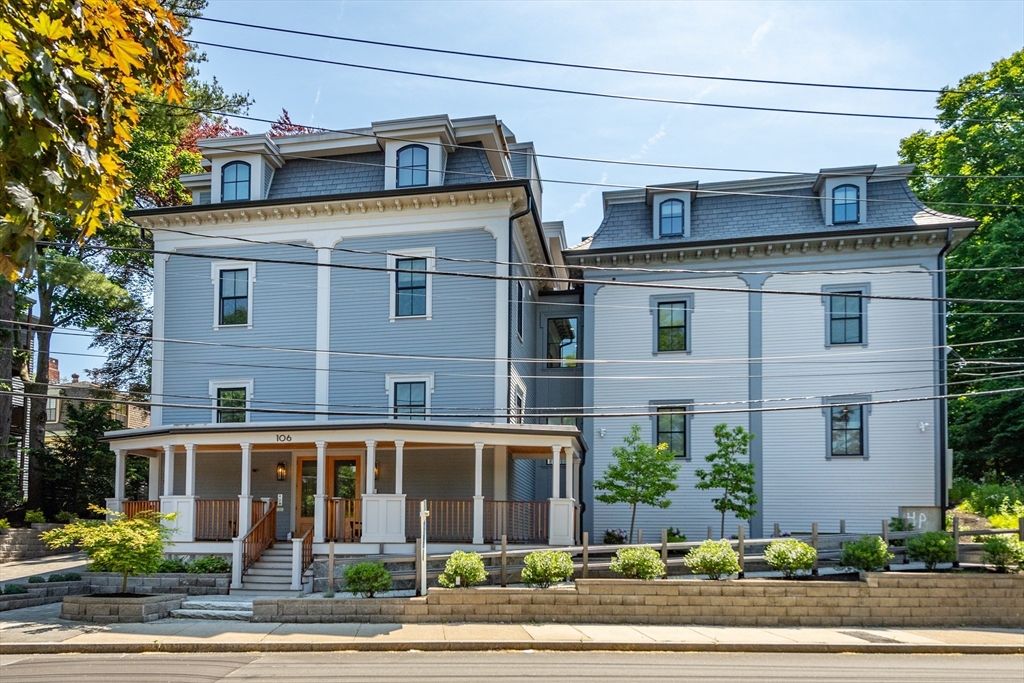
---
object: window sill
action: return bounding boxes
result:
[213,323,253,330]
[390,315,432,322]
[824,342,867,349]
[826,454,868,461]
[653,349,691,356]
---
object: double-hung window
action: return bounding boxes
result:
[219,269,249,325]
[657,301,688,352]
[216,387,247,423]
[829,293,862,344]
[221,161,251,202]
[659,199,684,237]
[830,404,864,457]
[832,184,859,224]
[393,381,427,420]
[395,258,427,317]
[655,406,687,459]
[396,145,428,188]
[546,317,578,368]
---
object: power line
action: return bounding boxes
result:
[188,39,1009,125]
[188,15,1009,98]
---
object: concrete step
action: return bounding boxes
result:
[171,608,252,621]
[182,599,254,611]
[250,560,291,568]
[230,588,304,597]
[246,568,292,577]
[242,574,292,584]
[238,583,293,592]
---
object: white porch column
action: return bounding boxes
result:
[148,454,161,501]
[394,440,404,495]
[114,449,127,501]
[184,444,196,497]
[564,449,574,502]
[314,441,327,543]
[550,445,561,499]
[548,445,573,546]
[473,442,484,545]
[365,440,376,494]
[238,443,253,538]
[162,445,175,496]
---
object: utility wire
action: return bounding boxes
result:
[188,39,1011,125]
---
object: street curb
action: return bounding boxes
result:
[2,641,1022,656]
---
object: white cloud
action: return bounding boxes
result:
[748,16,775,52]
[560,172,608,218]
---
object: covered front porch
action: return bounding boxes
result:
[104,421,583,588]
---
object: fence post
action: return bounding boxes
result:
[737,525,745,579]
[1018,517,1023,542]
[661,529,668,567]
[501,534,507,587]
[773,522,780,538]
[952,516,960,568]
[707,526,713,540]
[327,541,335,593]
[811,522,819,576]
[414,537,422,596]
[289,537,303,591]
[582,531,589,578]
[881,519,890,571]
[840,519,846,535]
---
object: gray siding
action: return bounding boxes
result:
[507,457,536,502]
[374,447,494,499]
[508,243,537,422]
[162,243,318,425]
[329,229,497,422]
[267,152,385,200]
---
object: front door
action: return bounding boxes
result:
[296,459,317,536]
[295,457,362,539]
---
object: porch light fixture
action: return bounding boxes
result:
[276,462,287,481]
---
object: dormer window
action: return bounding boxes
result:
[832,185,859,224]
[222,161,251,202]
[397,145,428,188]
[659,199,684,237]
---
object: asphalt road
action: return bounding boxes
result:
[1,652,1022,682]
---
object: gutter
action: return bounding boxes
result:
[937,225,954,511]
[506,196,534,423]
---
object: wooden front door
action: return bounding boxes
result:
[295,457,362,539]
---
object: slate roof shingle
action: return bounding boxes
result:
[267,152,384,200]
[443,142,494,185]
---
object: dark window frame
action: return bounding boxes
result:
[821,284,869,347]
[832,184,860,224]
[218,268,250,326]
[649,400,692,461]
[216,387,248,423]
[659,198,685,237]
[545,316,578,369]
[221,161,251,202]
[395,257,428,317]
[393,381,427,420]
[823,395,870,460]
[396,144,429,188]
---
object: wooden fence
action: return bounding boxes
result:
[326,497,358,542]
[405,499,475,543]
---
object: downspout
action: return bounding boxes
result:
[506,196,533,423]
[937,226,954,511]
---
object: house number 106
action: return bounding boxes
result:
[275,434,292,442]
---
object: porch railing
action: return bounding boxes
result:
[242,501,277,574]
[301,527,314,573]
[195,499,239,541]
[484,500,548,544]
[252,499,267,523]
[326,497,359,542]
[122,500,159,520]
[406,499,474,543]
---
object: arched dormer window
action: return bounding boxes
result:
[832,184,859,224]
[659,198,684,237]
[397,145,429,188]
[222,161,251,202]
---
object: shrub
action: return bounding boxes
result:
[3,584,27,595]
[48,572,81,582]
[0,518,10,531]
[949,477,977,505]
[610,545,666,580]
[980,535,1024,572]
[682,539,740,580]
[55,511,76,524]
[958,482,1024,517]
[764,539,817,578]
[887,517,914,547]
[24,509,45,524]
[988,497,1024,529]
[187,556,231,574]
[343,561,393,598]
[666,526,687,543]
[840,535,893,572]
[603,529,627,544]
[906,531,957,570]
[521,550,574,588]
[437,551,488,588]
[27,575,45,583]
[156,558,189,573]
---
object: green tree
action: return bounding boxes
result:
[594,423,681,543]
[42,504,174,594]
[694,423,757,539]
[0,455,22,513]
[899,50,1024,482]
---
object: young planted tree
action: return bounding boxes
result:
[694,423,757,539]
[594,423,681,543]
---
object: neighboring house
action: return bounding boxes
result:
[566,166,976,540]
[113,115,584,591]
[44,372,150,443]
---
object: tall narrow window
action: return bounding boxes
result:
[657,301,688,352]
[396,145,428,187]
[512,393,524,424]
[219,269,249,325]
[546,317,578,368]
[221,161,251,202]
[393,381,426,420]
[395,258,427,317]
[656,406,687,459]
[659,198,684,237]
[216,387,247,423]
[45,398,59,422]
[832,184,859,224]
[830,404,863,456]
[829,292,862,344]
[516,282,524,338]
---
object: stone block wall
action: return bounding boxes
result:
[0,581,90,612]
[252,573,1024,628]
[85,572,230,596]
[61,594,184,623]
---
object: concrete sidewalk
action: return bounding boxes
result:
[0,603,1021,655]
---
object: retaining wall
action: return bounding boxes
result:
[0,581,89,612]
[61,594,185,623]
[85,572,230,596]
[252,573,1024,628]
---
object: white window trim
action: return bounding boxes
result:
[385,373,435,420]
[388,248,435,321]
[211,261,256,329]
[209,379,254,424]
[651,192,692,239]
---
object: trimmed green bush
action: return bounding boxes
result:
[187,556,231,574]
[0,518,11,531]
[764,539,817,578]
[55,511,76,524]
[48,572,81,582]
[666,527,687,543]
[155,558,189,573]
[980,535,1024,572]
[521,550,574,588]
[840,535,893,572]
[683,539,740,580]
[437,551,488,588]
[610,545,666,580]
[24,509,45,524]
[343,561,393,598]
[27,575,45,583]
[3,584,27,595]
[906,531,957,570]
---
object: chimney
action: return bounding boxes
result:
[48,358,59,383]
[71,373,79,383]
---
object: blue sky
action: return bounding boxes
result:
[53,0,1024,379]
